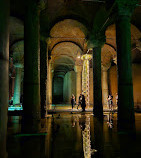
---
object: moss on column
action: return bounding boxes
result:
[116,0,137,132]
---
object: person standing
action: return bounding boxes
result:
[71,94,75,110]
[81,94,86,112]
[115,93,118,107]
[77,94,82,109]
[107,94,113,110]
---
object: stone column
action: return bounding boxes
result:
[12,45,24,106]
[13,66,22,105]
[91,37,105,121]
[74,65,82,103]
[101,65,111,109]
[45,38,50,114]
[40,41,47,118]
[11,77,15,97]
[116,0,137,131]
[0,0,9,157]
[47,61,53,108]
[23,0,40,131]
[81,54,92,107]
[101,70,108,109]
[93,46,103,120]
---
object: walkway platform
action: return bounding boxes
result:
[47,104,117,113]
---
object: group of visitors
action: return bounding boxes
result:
[107,93,118,110]
[71,93,86,112]
[71,92,118,111]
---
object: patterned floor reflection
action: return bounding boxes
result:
[7,112,141,158]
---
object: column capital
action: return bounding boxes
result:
[38,0,46,11]
[81,54,92,61]
[116,0,138,17]
[13,51,24,68]
[88,34,106,48]
[101,63,111,72]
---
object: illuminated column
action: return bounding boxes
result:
[101,70,108,109]
[0,0,9,157]
[47,61,50,107]
[74,65,82,103]
[46,39,51,111]
[12,43,24,106]
[13,66,23,105]
[47,61,53,108]
[116,0,137,131]
[50,67,53,105]
[81,54,92,107]
[45,38,50,116]
[101,65,110,109]
[23,0,40,129]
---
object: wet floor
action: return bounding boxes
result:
[7,112,141,158]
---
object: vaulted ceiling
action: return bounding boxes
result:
[10,0,141,77]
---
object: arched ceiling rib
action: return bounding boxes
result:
[51,42,82,62]
[51,41,83,52]
[49,19,88,51]
[105,23,141,64]
[101,44,117,69]
[106,24,141,50]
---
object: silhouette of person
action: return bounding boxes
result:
[81,94,86,112]
[107,94,113,110]
[71,94,75,109]
[115,93,118,106]
[77,93,82,109]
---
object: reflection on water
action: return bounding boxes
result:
[106,112,114,129]
[79,114,97,158]
[81,115,92,158]
[6,112,141,158]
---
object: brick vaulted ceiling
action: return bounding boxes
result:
[9,0,141,75]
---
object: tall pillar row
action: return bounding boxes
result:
[74,65,82,103]
[116,0,137,132]
[0,0,9,157]
[23,0,40,132]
